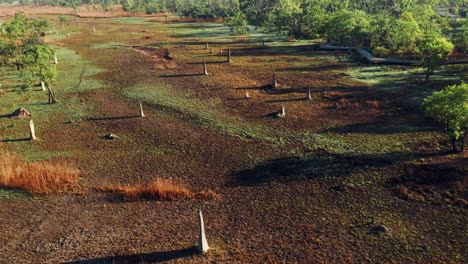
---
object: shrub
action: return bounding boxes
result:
[373,46,389,57]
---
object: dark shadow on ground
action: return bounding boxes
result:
[234,85,269,91]
[226,97,250,102]
[87,116,140,121]
[28,102,50,106]
[3,138,30,142]
[228,152,445,187]
[325,120,435,134]
[266,98,307,103]
[63,247,198,264]
[224,45,343,58]
[266,87,306,95]
[161,40,249,46]
[187,60,227,65]
[277,64,347,72]
[159,73,204,78]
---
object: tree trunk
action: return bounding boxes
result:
[425,68,433,81]
[459,133,466,153]
[451,138,458,153]
[48,87,57,104]
[450,136,465,153]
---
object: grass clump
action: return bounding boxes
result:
[0,153,80,194]
[99,179,218,202]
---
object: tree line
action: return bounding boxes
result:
[14,0,466,53]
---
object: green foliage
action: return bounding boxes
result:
[122,0,135,12]
[325,9,371,46]
[423,83,468,152]
[0,12,55,89]
[388,11,422,54]
[225,11,248,35]
[369,12,394,48]
[452,19,468,52]
[237,0,462,60]
[418,34,454,80]
[58,14,67,26]
[264,0,302,35]
[240,0,278,26]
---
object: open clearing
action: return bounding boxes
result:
[0,15,467,263]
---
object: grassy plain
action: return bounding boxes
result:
[0,14,466,263]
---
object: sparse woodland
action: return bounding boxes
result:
[0,1,466,263]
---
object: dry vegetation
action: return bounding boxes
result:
[0,153,79,194]
[99,179,218,201]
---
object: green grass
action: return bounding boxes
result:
[160,22,231,40]
[90,41,126,49]
[124,84,277,143]
[103,17,150,25]
[0,189,28,199]
[0,46,105,161]
[56,47,104,93]
[123,84,357,155]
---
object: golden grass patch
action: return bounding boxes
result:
[99,179,218,202]
[0,153,80,194]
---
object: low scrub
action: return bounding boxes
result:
[0,153,79,194]
[100,179,218,202]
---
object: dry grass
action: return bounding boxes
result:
[99,179,219,202]
[0,153,80,194]
[196,189,220,200]
[366,100,382,108]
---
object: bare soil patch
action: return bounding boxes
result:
[132,46,177,69]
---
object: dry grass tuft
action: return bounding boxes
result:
[99,179,219,202]
[0,153,80,194]
[366,100,381,108]
[100,179,192,201]
[196,189,220,200]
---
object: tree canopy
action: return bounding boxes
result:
[423,83,468,153]
[13,0,466,56]
[0,12,57,92]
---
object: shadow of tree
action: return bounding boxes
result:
[325,120,435,134]
[228,152,444,187]
[63,247,198,264]
[277,64,347,72]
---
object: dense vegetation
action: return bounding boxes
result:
[0,12,57,100]
[9,1,467,54]
[423,83,468,153]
